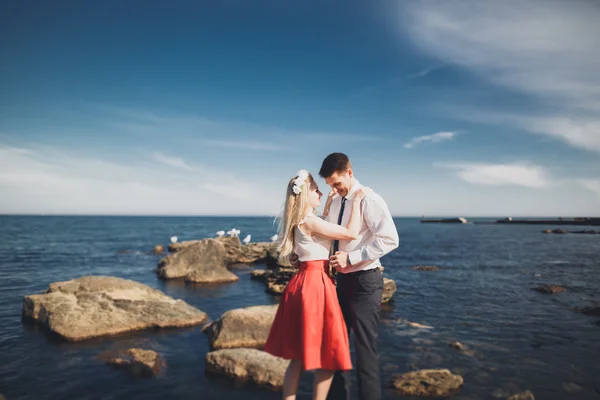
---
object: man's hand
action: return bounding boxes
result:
[329,251,349,270]
[288,252,300,268]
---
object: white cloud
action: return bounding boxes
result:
[437,162,551,188]
[0,145,280,215]
[404,131,455,149]
[578,179,600,200]
[151,152,193,170]
[398,1,600,152]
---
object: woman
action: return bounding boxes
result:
[264,169,367,400]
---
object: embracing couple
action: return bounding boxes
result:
[264,153,399,400]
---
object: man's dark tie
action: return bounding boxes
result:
[332,197,347,254]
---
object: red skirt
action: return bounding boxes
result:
[263,259,352,371]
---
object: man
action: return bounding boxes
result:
[291,152,399,400]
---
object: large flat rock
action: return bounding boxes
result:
[207,305,278,350]
[390,369,463,397]
[205,348,290,390]
[22,276,208,341]
[157,239,239,283]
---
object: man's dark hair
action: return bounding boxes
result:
[319,152,352,178]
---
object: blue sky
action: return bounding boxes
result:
[1,0,599,216]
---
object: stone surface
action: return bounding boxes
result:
[250,269,268,280]
[169,237,277,266]
[156,239,239,283]
[223,239,276,265]
[382,278,397,303]
[264,267,298,295]
[533,285,566,294]
[102,348,164,377]
[507,390,535,400]
[22,276,208,341]
[205,348,290,390]
[450,341,465,350]
[152,245,164,255]
[412,265,441,271]
[390,369,463,397]
[207,305,278,350]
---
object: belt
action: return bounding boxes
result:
[338,267,380,277]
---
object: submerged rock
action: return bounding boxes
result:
[390,369,463,397]
[207,305,278,350]
[382,278,397,303]
[250,269,269,280]
[571,306,600,317]
[205,348,290,390]
[101,348,164,377]
[412,265,441,271]
[156,239,239,283]
[449,341,465,350]
[22,276,208,341]
[533,285,566,294]
[507,390,535,400]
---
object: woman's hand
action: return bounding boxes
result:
[353,187,371,204]
[322,188,337,218]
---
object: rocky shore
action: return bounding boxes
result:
[18,234,556,398]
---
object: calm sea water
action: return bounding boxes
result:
[0,216,599,400]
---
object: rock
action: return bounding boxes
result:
[542,229,552,234]
[450,341,465,350]
[0,394,5,400]
[562,382,582,392]
[408,321,433,329]
[22,276,208,341]
[382,278,397,303]
[101,348,164,377]
[266,246,291,268]
[507,390,535,400]
[152,245,164,255]
[168,240,203,253]
[216,236,245,264]
[571,230,600,234]
[250,269,269,281]
[266,281,287,295]
[552,229,568,234]
[571,306,600,317]
[232,242,276,265]
[533,285,566,294]
[390,369,463,397]
[170,237,277,265]
[205,348,290,390]
[412,338,434,346]
[264,267,298,295]
[412,265,441,271]
[207,305,278,350]
[156,239,239,283]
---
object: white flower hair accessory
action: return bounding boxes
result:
[292,169,309,195]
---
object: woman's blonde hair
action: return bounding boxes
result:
[277,171,317,258]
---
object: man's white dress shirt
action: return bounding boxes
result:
[326,181,399,274]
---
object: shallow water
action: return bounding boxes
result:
[0,216,599,399]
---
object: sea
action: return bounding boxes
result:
[0,216,599,400]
